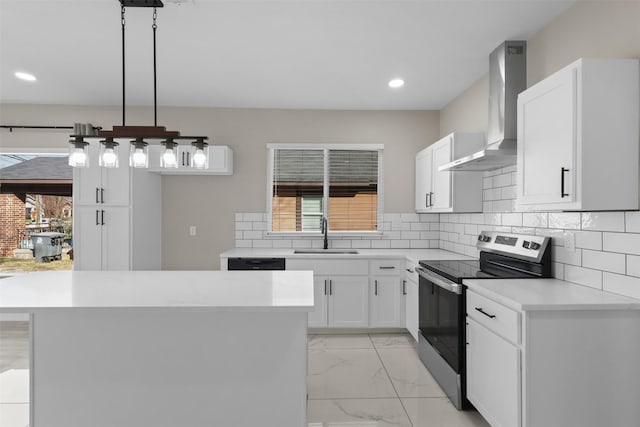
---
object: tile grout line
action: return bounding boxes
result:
[368,334,415,427]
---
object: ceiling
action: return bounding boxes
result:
[0,0,574,110]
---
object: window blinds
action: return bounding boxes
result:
[271,147,379,232]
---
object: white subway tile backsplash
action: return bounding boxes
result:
[421,231,440,240]
[575,231,602,250]
[401,213,420,223]
[582,249,626,274]
[236,240,252,248]
[235,213,243,222]
[483,177,493,189]
[243,230,264,240]
[331,240,352,249]
[464,224,478,236]
[483,201,493,212]
[430,222,440,231]
[522,212,548,228]
[352,240,372,249]
[292,240,312,249]
[626,212,640,232]
[470,213,484,224]
[493,173,512,188]
[551,262,564,280]
[553,247,582,266]
[484,213,502,225]
[502,213,523,226]
[410,240,431,249]
[564,265,603,290]
[243,213,265,222]
[484,188,501,201]
[603,272,640,300]
[410,222,431,231]
[371,240,391,249]
[391,240,410,248]
[603,232,640,256]
[235,231,243,239]
[401,231,421,240]
[237,222,253,231]
[581,212,625,232]
[252,240,273,248]
[252,222,267,231]
[535,229,567,246]
[492,199,514,212]
[501,186,517,200]
[548,212,581,230]
[626,255,640,278]
[272,240,293,249]
[458,214,471,224]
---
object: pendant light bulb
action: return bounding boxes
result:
[191,139,209,169]
[68,137,89,168]
[161,139,179,168]
[129,138,149,168]
[99,138,120,168]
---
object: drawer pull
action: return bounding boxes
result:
[475,307,496,319]
[379,266,395,270]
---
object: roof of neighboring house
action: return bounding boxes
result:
[0,156,72,197]
[0,157,71,180]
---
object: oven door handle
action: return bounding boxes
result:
[416,267,462,294]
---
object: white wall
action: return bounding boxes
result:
[0,104,439,269]
[436,1,640,299]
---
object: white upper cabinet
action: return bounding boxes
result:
[516,58,639,211]
[415,132,485,213]
[148,145,233,175]
[73,142,130,206]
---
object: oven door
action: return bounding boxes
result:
[417,267,463,373]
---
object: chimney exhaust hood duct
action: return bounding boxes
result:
[440,41,526,172]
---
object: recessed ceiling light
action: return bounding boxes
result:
[388,78,404,88]
[15,71,36,82]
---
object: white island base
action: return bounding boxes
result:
[34,310,306,427]
[0,271,314,427]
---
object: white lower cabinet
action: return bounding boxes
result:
[370,276,404,327]
[287,258,405,329]
[327,276,369,327]
[404,261,419,341]
[466,317,520,427]
[466,288,640,427]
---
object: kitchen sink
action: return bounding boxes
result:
[293,249,359,254]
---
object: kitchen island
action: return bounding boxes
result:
[0,270,314,427]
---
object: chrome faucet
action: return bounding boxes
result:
[321,216,328,250]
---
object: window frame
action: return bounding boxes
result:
[266,143,384,236]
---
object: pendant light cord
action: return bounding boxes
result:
[152,7,158,127]
[121,4,126,127]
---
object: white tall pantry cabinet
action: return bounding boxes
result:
[516,58,639,211]
[73,142,161,270]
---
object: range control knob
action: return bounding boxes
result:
[477,235,491,242]
[530,242,541,250]
[522,241,530,249]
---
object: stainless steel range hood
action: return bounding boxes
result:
[440,41,526,172]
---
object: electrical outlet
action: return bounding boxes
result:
[564,231,575,251]
[189,226,196,236]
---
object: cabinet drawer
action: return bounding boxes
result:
[287,259,368,275]
[466,291,520,344]
[369,259,403,276]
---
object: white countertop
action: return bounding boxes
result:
[220,248,474,265]
[464,278,640,311]
[0,271,314,312]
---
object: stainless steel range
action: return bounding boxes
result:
[416,231,551,409]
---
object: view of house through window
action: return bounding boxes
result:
[270,146,382,233]
[0,153,73,273]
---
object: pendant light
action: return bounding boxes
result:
[191,138,209,169]
[68,0,209,169]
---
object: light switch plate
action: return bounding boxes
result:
[189,226,196,236]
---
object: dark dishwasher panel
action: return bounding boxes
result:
[228,257,286,270]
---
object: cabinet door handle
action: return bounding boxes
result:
[95,210,99,225]
[324,279,327,296]
[474,307,496,319]
[429,192,434,207]
[181,151,185,166]
[374,280,378,296]
[379,266,395,270]
[406,268,414,273]
[425,193,429,208]
[561,167,570,198]
[329,280,332,295]
[101,188,105,204]
[402,280,407,295]
[101,210,105,225]
[95,188,100,204]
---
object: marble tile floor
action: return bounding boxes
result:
[307,333,490,427]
